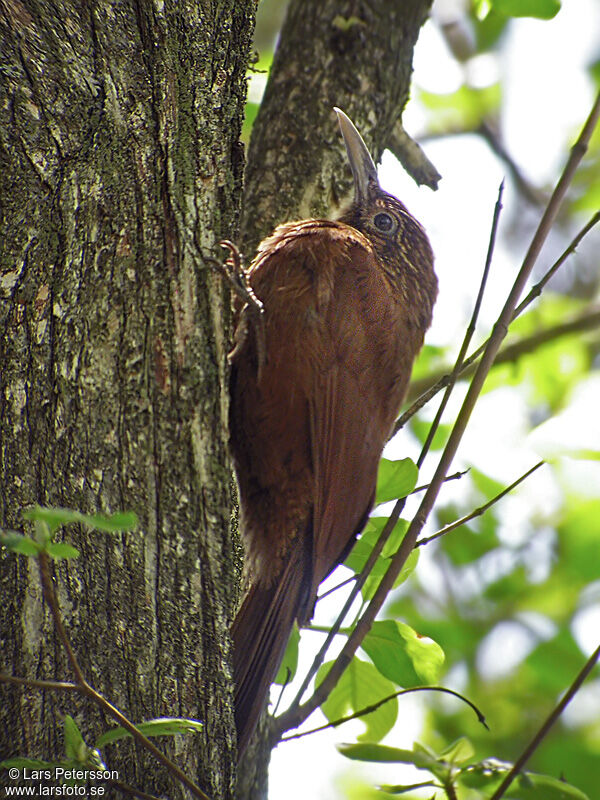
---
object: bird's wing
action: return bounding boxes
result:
[243,220,408,609]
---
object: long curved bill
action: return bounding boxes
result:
[334,107,379,204]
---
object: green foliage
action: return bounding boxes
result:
[329,289,599,799]
[419,84,501,135]
[339,738,589,799]
[1,714,203,782]
[473,0,561,21]
[317,658,398,742]
[1,715,105,777]
[95,717,203,747]
[0,505,206,789]
[361,620,444,687]
[23,505,139,535]
[490,0,561,20]
[1,505,138,561]
[375,458,419,505]
[275,624,300,685]
[344,517,419,600]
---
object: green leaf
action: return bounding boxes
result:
[523,629,586,695]
[440,737,475,764]
[0,757,57,768]
[23,506,138,535]
[375,458,418,505]
[344,518,419,600]
[559,500,600,582]
[46,542,80,560]
[419,83,501,134]
[63,716,88,763]
[0,531,42,556]
[410,419,452,451]
[95,717,203,748]
[378,782,437,795]
[317,658,397,742]
[513,771,590,799]
[274,624,299,685]
[361,549,419,602]
[337,742,438,770]
[362,620,445,687]
[410,344,448,382]
[492,0,561,20]
[345,518,409,574]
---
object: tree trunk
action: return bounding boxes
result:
[241,0,433,255]
[0,2,254,798]
[236,1,433,797]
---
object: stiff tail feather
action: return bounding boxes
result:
[232,555,305,756]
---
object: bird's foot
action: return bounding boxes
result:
[212,240,267,380]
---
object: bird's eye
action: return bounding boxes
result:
[373,212,395,233]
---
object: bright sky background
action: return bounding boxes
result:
[266,1,600,796]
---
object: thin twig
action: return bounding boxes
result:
[388,119,441,190]
[513,209,600,316]
[39,553,87,686]
[478,121,546,207]
[281,686,487,742]
[416,180,504,468]
[400,209,600,426]
[275,90,600,740]
[489,642,600,800]
[316,468,469,603]
[36,554,211,800]
[317,574,357,601]
[78,689,209,800]
[416,461,545,547]
[0,673,79,692]
[407,304,600,405]
[412,469,469,495]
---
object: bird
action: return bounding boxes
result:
[228,108,438,755]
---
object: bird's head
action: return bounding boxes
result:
[334,107,435,294]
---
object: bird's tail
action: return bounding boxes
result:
[232,554,306,756]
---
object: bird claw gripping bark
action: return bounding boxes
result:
[215,240,267,380]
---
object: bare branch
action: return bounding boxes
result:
[0,674,79,693]
[478,121,546,207]
[407,303,600,408]
[416,180,504,468]
[399,207,600,427]
[416,461,545,547]
[281,686,487,742]
[38,554,87,687]
[412,469,469,494]
[490,642,600,800]
[387,120,442,190]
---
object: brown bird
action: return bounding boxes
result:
[229,108,437,754]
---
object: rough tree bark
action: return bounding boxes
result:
[0,2,254,798]
[241,0,434,254]
[236,1,434,798]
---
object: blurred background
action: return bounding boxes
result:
[246,1,600,796]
